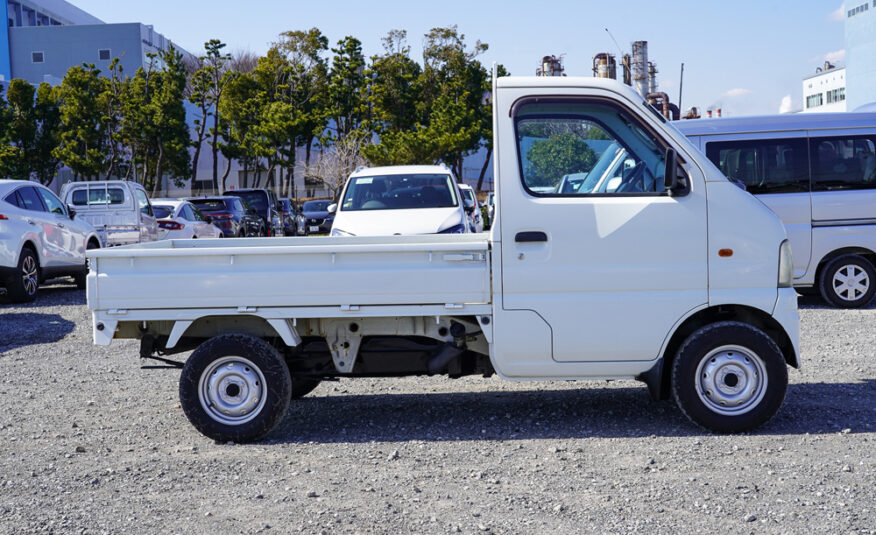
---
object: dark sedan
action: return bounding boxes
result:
[297,199,334,235]
[187,196,264,237]
[277,198,298,237]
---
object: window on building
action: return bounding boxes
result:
[811,136,876,191]
[99,49,111,61]
[806,93,824,109]
[31,51,44,64]
[706,139,810,195]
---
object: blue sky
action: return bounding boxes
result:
[72,0,846,116]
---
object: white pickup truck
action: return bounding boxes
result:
[87,76,800,442]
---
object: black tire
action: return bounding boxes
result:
[672,321,787,433]
[179,334,292,442]
[74,240,99,290]
[818,254,876,308]
[290,377,321,400]
[6,247,39,303]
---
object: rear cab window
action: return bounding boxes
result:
[71,187,125,206]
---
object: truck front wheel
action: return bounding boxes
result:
[672,321,787,433]
[179,334,292,442]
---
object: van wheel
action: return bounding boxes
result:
[290,377,321,399]
[179,334,292,442]
[672,321,787,433]
[819,254,876,308]
[7,248,40,303]
[74,240,99,290]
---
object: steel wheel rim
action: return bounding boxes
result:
[695,345,768,416]
[198,356,267,426]
[21,255,38,296]
[832,264,869,301]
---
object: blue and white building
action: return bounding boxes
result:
[2,0,190,85]
[845,1,876,111]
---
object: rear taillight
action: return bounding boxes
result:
[0,214,7,220]
[210,213,233,219]
[158,220,183,230]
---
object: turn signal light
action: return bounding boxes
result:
[718,249,733,257]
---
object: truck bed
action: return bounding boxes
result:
[87,235,491,313]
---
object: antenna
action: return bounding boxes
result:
[604,28,624,57]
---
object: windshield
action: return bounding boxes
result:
[460,189,476,203]
[227,191,267,212]
[190,199,229,211]
[340,174,459,211]
[577,142,624,193]
[152,205,173,219]
[303,200,331,212]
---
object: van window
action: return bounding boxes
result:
[705,139,809,194]
[71,187,125,206]
[134,189,153,216]
[514,101,668,196]
[809,135,876,191]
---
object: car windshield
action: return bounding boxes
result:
[152,206,173,219]
[228,191,266,212]
[277,199,292,212]
[340,174,459,211]
[461,189,476,203]
[577,141,624,193]
[303,200,331,212]
[190,199,228,211]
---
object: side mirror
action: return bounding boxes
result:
[463,198,475,214]
[67,205,77,219]
[327,203,337,214]
[664,147,680,192]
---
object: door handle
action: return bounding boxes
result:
[515,231,547,243]
[57,223,65,228]
[27,220,36,225]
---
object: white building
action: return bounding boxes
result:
[802,62,846,113]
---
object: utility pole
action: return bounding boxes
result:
[679,63,685,112]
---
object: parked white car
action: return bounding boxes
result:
[151,199,222,240]
[59,180,158,247]
[677,112,876,307]
[457,183,484,232]
[1,180,102,302]
[330,165,472,236]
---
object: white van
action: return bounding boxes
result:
[677,113,876,308]
[59,181,158,247]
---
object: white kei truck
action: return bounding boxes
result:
[86,76,801,443]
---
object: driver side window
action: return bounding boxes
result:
[515,102,668,196]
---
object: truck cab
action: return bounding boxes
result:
[87,77,799,442]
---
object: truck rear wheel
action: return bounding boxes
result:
[818,254,876,308]
[672,321,787,433]
[179,334,291,442]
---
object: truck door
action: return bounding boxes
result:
[497,96,708,363]
[702,133,812,279]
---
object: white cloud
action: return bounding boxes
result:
[824,49,846,64]
[722,88,753,98]
[779,95,794,114]
[829,4,845,21]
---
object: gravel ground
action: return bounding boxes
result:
[0,281,874,535]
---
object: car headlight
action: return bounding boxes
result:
[439,223,466,234]
[331,228,354,237]
[778,239,793,288]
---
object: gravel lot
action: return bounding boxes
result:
[1,281,874,535]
